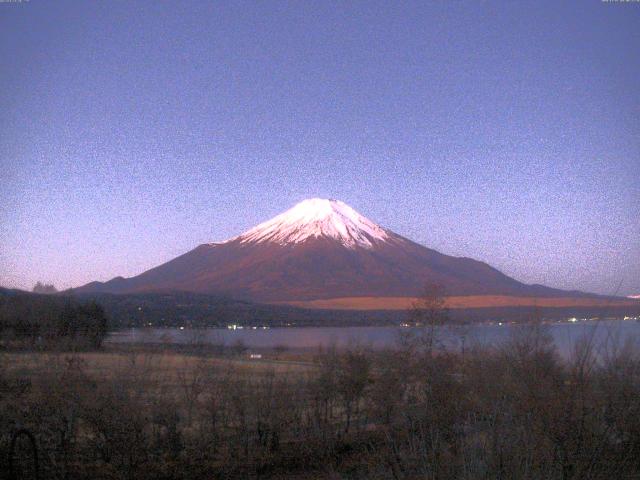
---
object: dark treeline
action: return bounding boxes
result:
[69,291,640,328]
[0,291,108,350]
[32,282,58,294]
[2,323,640,479]
[2,288,639,331]
[70,291,401,328]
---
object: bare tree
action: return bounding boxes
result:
[336,347,371,434]
[404,283,449,354]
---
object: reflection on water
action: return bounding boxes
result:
[108,320,640,356]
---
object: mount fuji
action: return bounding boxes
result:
[72,199,629,309]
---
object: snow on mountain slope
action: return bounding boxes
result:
[225,198,390,249]
[73,198,626,306]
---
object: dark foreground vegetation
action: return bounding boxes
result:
[2,321,640,479]
[0,291,108,350]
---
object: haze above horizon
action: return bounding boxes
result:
[1,1,639,296]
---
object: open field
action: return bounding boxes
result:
[277,295,640,310]
[3,329,640,479]
[2,348,314,380]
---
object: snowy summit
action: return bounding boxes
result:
[228,198,390,249]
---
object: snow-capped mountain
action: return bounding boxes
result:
[72,198,606,305]
[226,198,390,249]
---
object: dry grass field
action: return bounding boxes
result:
[2,348,313,381]
[277,295,640,310]
[3,330,640,479]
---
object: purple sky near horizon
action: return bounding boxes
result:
[1,1,639,296]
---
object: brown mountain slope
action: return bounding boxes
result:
[72,233,596,303]
[71,198,616,306]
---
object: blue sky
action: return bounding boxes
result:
[1,0,639,295]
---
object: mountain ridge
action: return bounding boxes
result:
[70,199,624,306]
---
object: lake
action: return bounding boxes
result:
[108,319,640,356]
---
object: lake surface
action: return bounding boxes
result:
[108,319,640,356]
